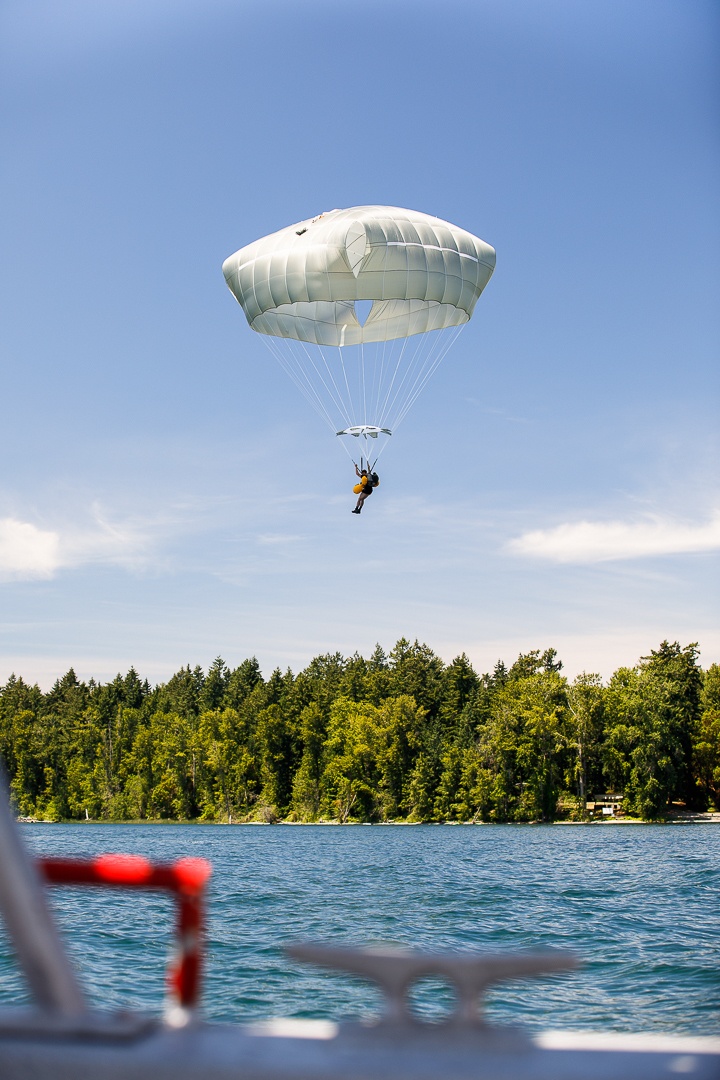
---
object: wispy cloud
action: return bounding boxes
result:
[508,511,720,563]
[255,533,305,546]
[0,509,154,582]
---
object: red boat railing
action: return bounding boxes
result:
[37,854,212,1021]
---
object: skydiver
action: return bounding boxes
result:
[351,465,379,514]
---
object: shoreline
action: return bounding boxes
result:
[16,814,720,826]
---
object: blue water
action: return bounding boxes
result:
[1,824,718,1034]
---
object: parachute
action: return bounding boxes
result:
[222,206,495,466]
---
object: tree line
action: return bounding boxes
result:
[1,640,718,823]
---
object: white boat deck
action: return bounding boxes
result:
[2,1016,720,1080]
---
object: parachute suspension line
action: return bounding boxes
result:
[391,330,457,434]
[336,345,354,423]
[367,350,382,431]
[393,325,466,431]
[260,336,317,417]
[382,338,403,418]
[320,344,356,430]
[273,342,338,433]
[296,339,354,430]
[375,334,412,431]
[371,247,389,430]
[359,445,379,474]
[403,324,465,425]
[377,331,429,430]
[365,430,391,470]
[376,335,412,428]
[369,347,387,427]
[337,432,358,466]
[259,335,338,436]
[261,322,463,470]
[387,327,450,429]
[371,334,394,431]
[360,339,368,430]
[380,326,456,434]
[276,340,336,426]
[372,340,384,428]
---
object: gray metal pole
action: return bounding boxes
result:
[0,764,86,1015]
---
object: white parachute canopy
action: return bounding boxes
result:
[222,206,495,464]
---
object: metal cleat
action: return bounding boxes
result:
[286,942,579,1031]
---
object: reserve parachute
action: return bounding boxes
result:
[222,206,495,465]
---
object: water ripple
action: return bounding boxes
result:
[0,823,718,1033]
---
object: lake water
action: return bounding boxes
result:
[1,823,718,1035]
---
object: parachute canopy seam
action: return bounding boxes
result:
[386,242,481,264]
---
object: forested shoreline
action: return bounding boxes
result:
[1,640,718,824]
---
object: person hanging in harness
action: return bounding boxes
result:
[352,464,379,514]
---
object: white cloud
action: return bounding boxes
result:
[508,511,720,564]
[0,510,154,583]
[0,519,61,580]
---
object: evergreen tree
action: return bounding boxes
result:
[694,664,720,810]
[0,642,713,823]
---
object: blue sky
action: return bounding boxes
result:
[1,0,718,688]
